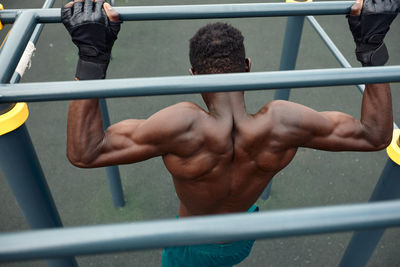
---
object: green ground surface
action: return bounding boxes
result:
[0,0,399,266]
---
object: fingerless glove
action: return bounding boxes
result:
[347,0,398,66]
[62,1,121,79]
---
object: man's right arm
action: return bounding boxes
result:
[268,82,392,151]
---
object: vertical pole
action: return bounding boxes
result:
[339,130,400,267]
[96,0,126,208]
[0,106,78,267]
[99,99,125,208]
[273,16,305,100]
[261,6,306,201]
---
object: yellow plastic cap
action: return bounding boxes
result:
[387,129,400,165]
[0,4,4,31]
[0,103,29,136]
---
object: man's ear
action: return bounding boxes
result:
[245,58,251,72]
[189,68,196,75]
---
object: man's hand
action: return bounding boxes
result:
[62,0,121,80]
[348,0,399,66]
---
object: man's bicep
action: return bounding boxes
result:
[300,111,369,151]
[271,101,366,151]
[86,119,162,167]
[91,103,198,167]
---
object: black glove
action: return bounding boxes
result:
[347,0,399,66]
[61,0,122,80]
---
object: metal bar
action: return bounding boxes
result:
[0,9,20,24]
[99,99,125,208]
[274,16,305,100]
[1,66,399,103]
[0,1,355,24]
[307,15,399,130]
[97,0,125,210]
[1,199,400,262]
[0,11,36,83]
[339,159,400,267]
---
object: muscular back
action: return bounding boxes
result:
[161,97,298,217]
[156,83,392,217]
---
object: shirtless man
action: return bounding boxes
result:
[62,0,397,266]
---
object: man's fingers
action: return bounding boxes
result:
[64,1,74,8]
[62,2,74,20]
[351,0,364,15]
[103,2,119,22]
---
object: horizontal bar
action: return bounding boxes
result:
[0,1,355,23]
[306,16,399,130]
[0,66,399,103]
[1,200,400,262]
[0,10,20,24]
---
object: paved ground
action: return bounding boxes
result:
[0,0,399,266]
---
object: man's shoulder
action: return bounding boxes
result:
[256,100,292,119]
[170,101,204,111]
[149,102,205,134]
[160,101,206,121]
[159,101,202,114]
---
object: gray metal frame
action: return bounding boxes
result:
[0,2,399,266]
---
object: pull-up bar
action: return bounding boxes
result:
[1,199,400,262]
[0,66,399,103]
[0,1,355,24]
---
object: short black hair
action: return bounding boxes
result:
[189,23,246,74]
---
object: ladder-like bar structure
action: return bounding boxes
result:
[0,2,399,266]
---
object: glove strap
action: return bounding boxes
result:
[78,45,111,64]
[356,42,389,67]
[75,59,108,80]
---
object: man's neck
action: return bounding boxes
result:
[201,92,248,119]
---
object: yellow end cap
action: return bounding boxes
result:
[0,103,29,136]
[286,0,313,3]
[0,4,4,31]
[386,129,400,165]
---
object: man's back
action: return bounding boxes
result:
[160,93,298,217]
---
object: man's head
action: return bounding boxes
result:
[189,23,249,75]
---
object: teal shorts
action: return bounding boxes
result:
[161,205,259,267]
